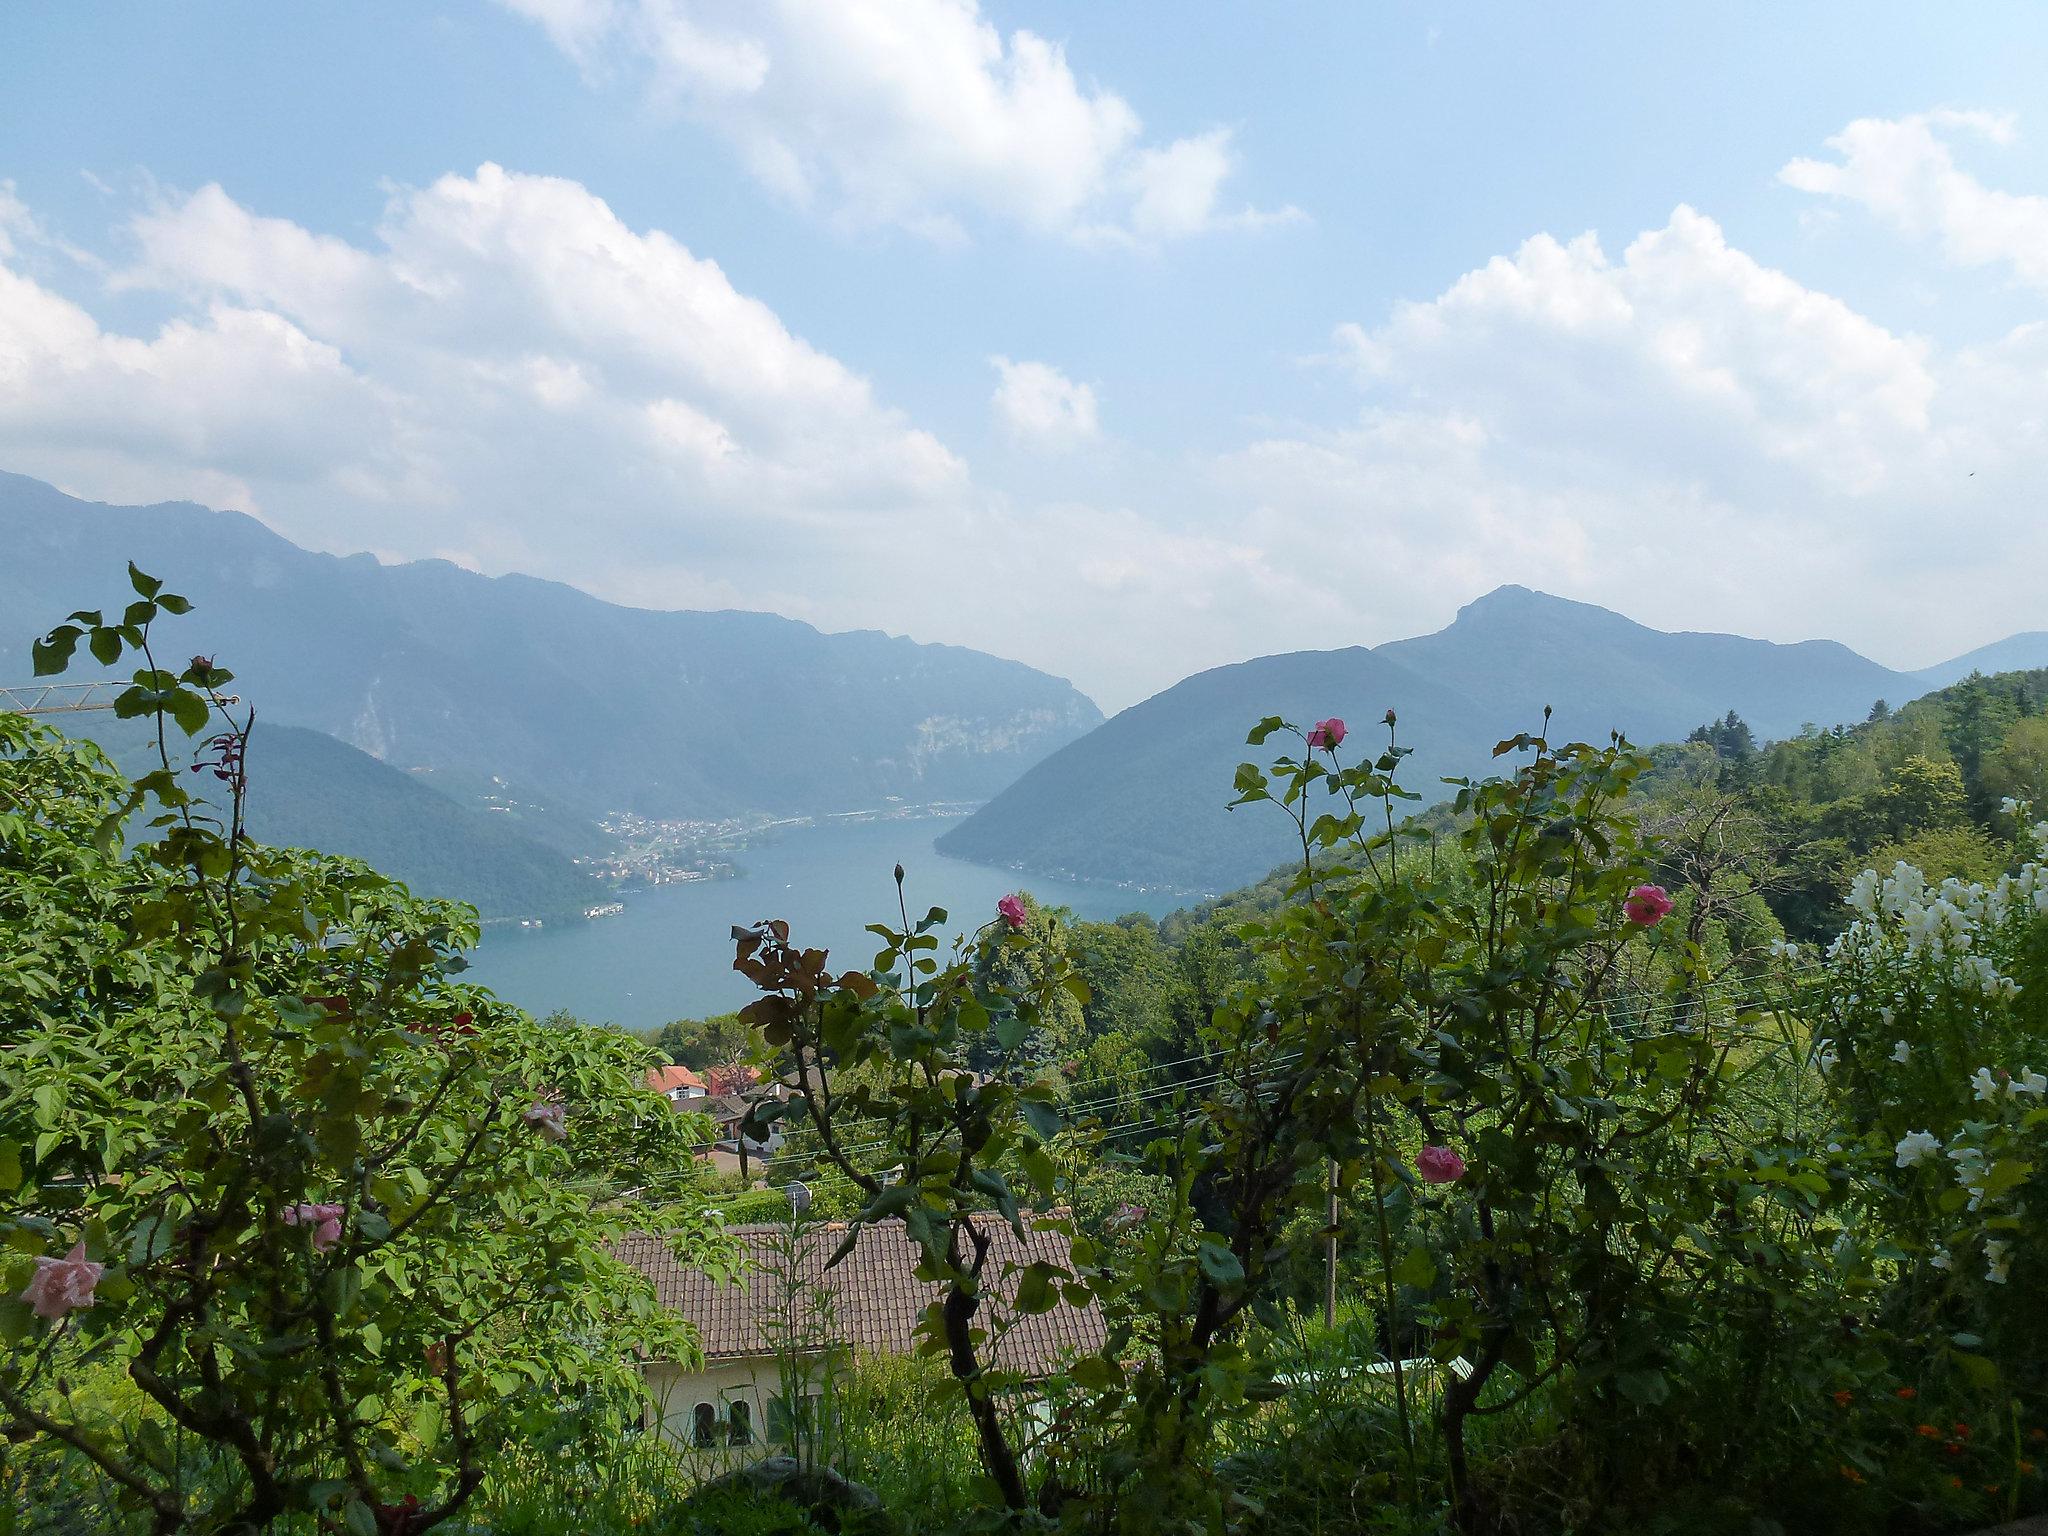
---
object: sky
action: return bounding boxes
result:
[2,3,2046,712]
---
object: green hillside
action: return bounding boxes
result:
[940,586,2048,894]
[78,718,601,922]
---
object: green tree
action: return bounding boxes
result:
[650,1011,752,1072]
[1985,715,2048,811]
[1,570,732,1535]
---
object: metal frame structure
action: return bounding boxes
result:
[0,681,126,716]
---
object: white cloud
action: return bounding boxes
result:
[989,356,1098,448]
[496,0,1295,244]
[0,167,968,602]
[1780,110,2048,291]
[6,125,2048,715]
[1199,198,2047,680]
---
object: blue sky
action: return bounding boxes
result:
[4,2,2046,708]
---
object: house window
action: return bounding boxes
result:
[690,1402,718,1448]
[728,1399,753,1446]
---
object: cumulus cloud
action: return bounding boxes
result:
[0,167,966,603]
[989,356,1098,448]
[496,0,1297,244]
[1779,111,2048,291]
[5,120,2047,714]
[1209,198,2044,679]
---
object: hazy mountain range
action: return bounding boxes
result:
[937,584,2048,893]
[0,472,1101,916]
[8,471,2045,912]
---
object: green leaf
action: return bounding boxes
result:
[31,627,80,676]
[127,563,162,598]
[87,627,123,666]
[1393,1245,1437,1289]
[167,690,210,737]
[1018,1096,1061,1142]
[1196,1239,1245,1287]
[1952,1350,1999,1389]
[1068,1355,1121,1392]
[0,1141,18,1194]
[343,1499,378,1536]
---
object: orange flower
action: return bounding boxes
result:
[1838,1464,1864,1484]
[1953,1422,1971,1438]
[1917,1424,1942,1438]
[1833,1389,1855,1407]
[1896,1387,1917,1400]
[1951,1477,1964,1490]
[2022,1460,2037,1476]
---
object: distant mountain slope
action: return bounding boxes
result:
[240,724,602,920]
[1376,586,1911,744]
[939,586,2039,895]
[74,718,600,921]
[934,646,1492,895]
[0,473,1103,826]
[1912,633,2048,691]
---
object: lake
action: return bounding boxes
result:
[461,813,1185,1030]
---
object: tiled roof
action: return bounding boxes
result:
[616,1214,1105,1378]
[647,1064,707,1095]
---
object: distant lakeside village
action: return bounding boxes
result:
[477,798,986,928]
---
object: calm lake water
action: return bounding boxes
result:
[462,814,1183,1030]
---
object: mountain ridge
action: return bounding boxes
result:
[0,472,1104,831]
[938,584,2048,894]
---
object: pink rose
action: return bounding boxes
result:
[22,1240,103,1321]
[284,1202,345,1253]
[523,1101,568,1141]
[1416,1145,1466,1185]
[1623,884,1675,927]
[997,894,1028,931]
[1306,717,1347,751]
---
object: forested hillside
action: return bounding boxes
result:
[941,586,2048,894]
[75,717,601,921]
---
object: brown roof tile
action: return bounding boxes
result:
[616,1213,1104,1378]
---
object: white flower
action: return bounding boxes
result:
[1891,1040,1912,1065]
[2015,1067,2047,1097]
[1985,1239,2011,1285]
[1930,1251,1953,1271]
[1894,1130,1941,1168]
[1770,938,1799,961]
[1815,1039,1840,1075]
[2000,796,2023,817]
[1971,1067,2004,1102]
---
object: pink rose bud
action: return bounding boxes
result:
[1623,884,1676,927]
[1416,1145,1467,1185]
[523,1101,568,1141]
[1306,717,1348,751]
[22,1240,103,1322]
[997,894,1028,931]
[284,1202,346,1253]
